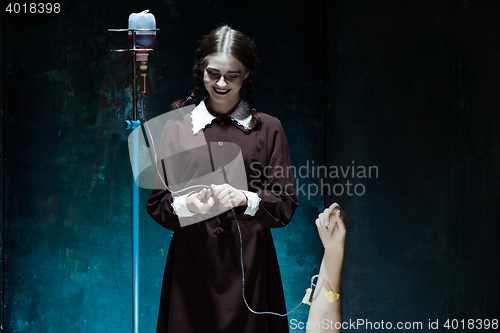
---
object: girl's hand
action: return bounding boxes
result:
[210,184,248,208]
[186,188,215,214]
[315,203,347,248]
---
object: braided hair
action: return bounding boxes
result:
[171,26,261,129]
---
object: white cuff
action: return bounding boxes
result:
[172,192,196,217]
[241,190,260,216]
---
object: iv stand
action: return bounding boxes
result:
[108,27,158,333]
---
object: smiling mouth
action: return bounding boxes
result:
[213,87,231,95]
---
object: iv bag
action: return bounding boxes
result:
[128,10,156,49]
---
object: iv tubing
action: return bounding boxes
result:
[222,168,304,317]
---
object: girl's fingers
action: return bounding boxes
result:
[211,184,234,199]
[329,202,341,212]
[210,184,220,195]
[336,210,347,231]
[328,209,338,224]
[321,208,333,228]
[319,210,331,229]
[323,214,330,228]
[198,197,215,213]
[316,218,326,231]
[219,188,232,199]
[330,204,346,221]
[328,203,346,222]
[196,189,210,202]
[211,184,230,194]
[218,191,234,204]
[318,212,326,227]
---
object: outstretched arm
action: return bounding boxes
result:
[306,203,346,333]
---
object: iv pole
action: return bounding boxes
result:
[108,27,158,333]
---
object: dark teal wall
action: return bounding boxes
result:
[3,0,499,332]
[325,0,500,327]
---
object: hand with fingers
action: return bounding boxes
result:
[315,202,347,248]
[210,184,248,208]
[186,188,215,214]
[307,202,346,333]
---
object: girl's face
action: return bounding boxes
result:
[203,52,249,114]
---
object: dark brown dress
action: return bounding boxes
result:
[147,107,298,333]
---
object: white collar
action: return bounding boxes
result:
[190,100,253,134]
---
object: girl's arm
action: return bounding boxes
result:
[307,203,346,333]
[147,187,183,232]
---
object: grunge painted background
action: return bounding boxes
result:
[2,0,499,332]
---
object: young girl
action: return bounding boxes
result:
[147,26,298,333]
